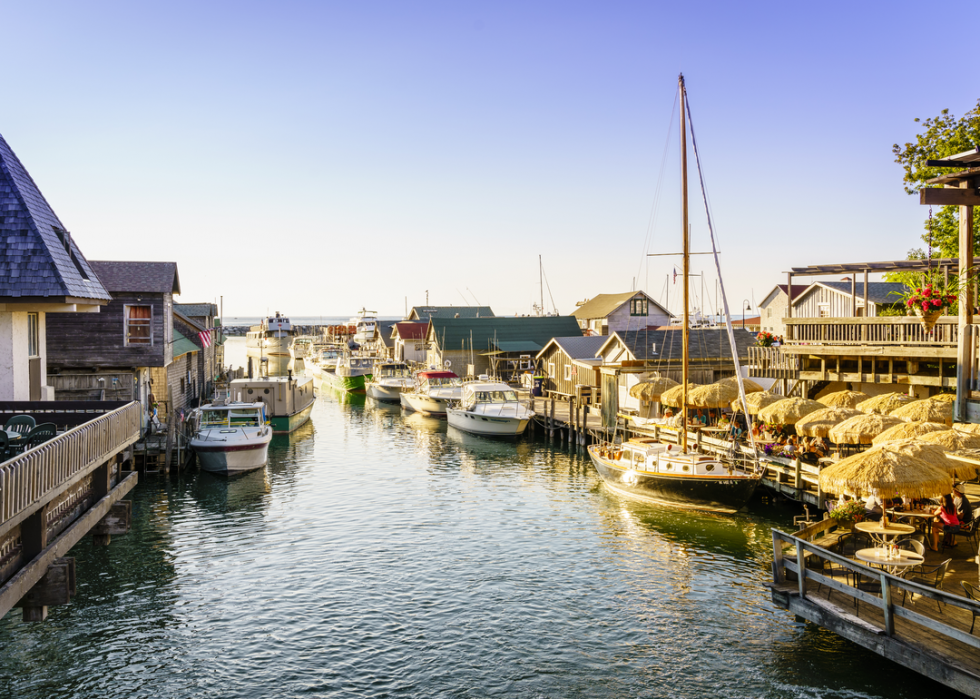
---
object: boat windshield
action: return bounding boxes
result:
[380,367,410,377]
[201,408,262,427]
[426,377,461,387]
[475,390,518,403]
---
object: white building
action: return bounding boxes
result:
[571,291,671,336]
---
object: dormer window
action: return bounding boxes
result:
[125,305,152,345]
[630,298,649,316]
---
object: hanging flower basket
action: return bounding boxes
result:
[915,306,943,331]
[900,279,956,332]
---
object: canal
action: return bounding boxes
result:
[0,373,956,697]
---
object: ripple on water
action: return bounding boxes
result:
[0,396,957,698]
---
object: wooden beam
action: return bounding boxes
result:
[920,188,980,207]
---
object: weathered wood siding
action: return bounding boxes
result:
[538,345,598,395]
[46,292,172,368]
[794,287,878,319]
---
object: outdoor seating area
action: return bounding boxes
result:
[0,415,58,462]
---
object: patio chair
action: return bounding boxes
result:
[902,558,951,613]
[15,423,57,454]
[962,581,980,635]
[4,414,35,436]
[958,518,979,551]
[0,431,8,462]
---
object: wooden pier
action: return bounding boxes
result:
[0,401,141,621]
[770,520,980,697]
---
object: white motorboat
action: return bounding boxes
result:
[288,335,316,372]
[190,401,273,475]
[351,308,379,345]
[365,361,414,402]
[447,378,534,437]
[400,370,463,415]
[246,312,297,376]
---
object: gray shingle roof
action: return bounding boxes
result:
[90,260,180,294]
[552,335,609,359]
[814,282,906,305]
[613,328,756,362]
[0,133,111,302]
[175,303,217,318]
[429,316,582,352]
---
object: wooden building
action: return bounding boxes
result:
[0,132,112,400]
[534,335,607,401]
[393,322,428,364]
[425,316,582,382]
[571,291,671,336]
[758,284,808,338]
[47,261,181,416]
[792,281,905,318]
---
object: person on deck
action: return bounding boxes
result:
[953,484,974,525]
[864,494,883,522]
[931,494,961,550]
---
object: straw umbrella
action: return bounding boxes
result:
[890,398,953,426]
[629,377,679,402]
[818,443,954,500]
[857,392,914,415]
[795,407,861,438]
[688,383,738,408]
[715,377,765,394]
[731,392,782,415]
[885,439,979,481]
[914,429,980,454]
[817,390,870,410]
[930,393,956,403]
[756,397,826,425]
[953,422,980,435]
[828,413,904,445]
[871,421,949,446]
[660,383,699,408]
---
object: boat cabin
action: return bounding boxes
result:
[460,382,519,409]
[617,438,727,476]
[249,313,293,340]
[199,402,267,428]
[416,371,462,389]
[375,362,411,378]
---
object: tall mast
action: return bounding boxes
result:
[680,73,690,453]
[540,255,544,315]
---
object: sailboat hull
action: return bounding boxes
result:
[588,446,759,514]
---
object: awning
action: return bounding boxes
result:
[172,330,200,359]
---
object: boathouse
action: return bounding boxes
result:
[571,291,670,336]
[46,261,182,416]
[392,321,427,364]
[534,335,607,401]
[425,316,582,381]
[0,133,112,400]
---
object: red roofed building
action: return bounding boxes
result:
[393,322,428,363]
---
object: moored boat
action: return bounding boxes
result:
[351,308,379,345]
[229,375,315,433]
[323,353,374,392]
[190,401,273,476]
[365,362,414,402]
[400,370,463,415]
[246,312,297,376]
[447,378,534,437]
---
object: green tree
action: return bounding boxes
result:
[892,100,980,257]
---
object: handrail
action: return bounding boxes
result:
[783,317,960,347]
[0,401,141,529]
[772,528,980,650]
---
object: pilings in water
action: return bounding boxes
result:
[531,393,597,447]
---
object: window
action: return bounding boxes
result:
[630,298,649,316]
[818,304,830,318]
[180,378,185,394]
[27,313,39,358]
[548,362,555,378]
[125,305,152,345]
[767,308,772,318]
[564,364,572,381]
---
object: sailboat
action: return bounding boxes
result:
[587,75,761,514]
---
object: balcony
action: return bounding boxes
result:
[783,316,958,357]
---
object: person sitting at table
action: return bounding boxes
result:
[694,409,707,426]
[931,494,961,550]
[864,494,883,522]
[952,484,974,525]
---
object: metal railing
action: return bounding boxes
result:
[785,317,958,346]
[772,527,980,650]
[0,401,141,526]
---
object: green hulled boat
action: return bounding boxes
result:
[323,354,374,393]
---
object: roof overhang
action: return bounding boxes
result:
[0,298,105,313]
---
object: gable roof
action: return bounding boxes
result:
[175,303,217,318]
[800,281,906,306]
[428,316,582,353]
[0,133,111,302]
[537,335,609,361]
[598,328,756,362]
[760,284,808,308]
[571,291,669,320]
[377,320,397,348]
[90,261,181,294]
[394,321,428,340]
[408,305,495,321]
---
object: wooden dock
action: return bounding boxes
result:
[770,519,980,697]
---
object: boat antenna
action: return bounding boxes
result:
[683,79,759,463]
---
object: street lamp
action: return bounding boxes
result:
[742,300,752,330]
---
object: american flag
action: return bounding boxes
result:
[199,330,212,348]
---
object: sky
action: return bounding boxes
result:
[2,1,978,320]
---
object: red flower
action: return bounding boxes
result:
[922,302,931,312]
[924,287,933,297]
[932,299,942,309]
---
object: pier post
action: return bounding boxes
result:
[793,458,802,492]
[549,396,556,438]
[570,397,577,444]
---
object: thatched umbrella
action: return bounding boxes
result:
[756,397,826,425]
[715,377,765,394]
[953,422,980,435]
[890,398,953,426]
[818,442,954,500]
[688,383,738,408]
[884,439,979,481]
[817,390,870,410]
[660,383,700,408]
[931,393,957,403]
[828,413,904,445]
[914,429,980,453]
[795,407,861,438]
[857,392,914,415]
[871,421,949,446]
[629,377,679,402]
[731,392,782,415]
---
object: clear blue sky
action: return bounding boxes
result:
[3,1,977,318]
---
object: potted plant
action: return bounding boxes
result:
[755,331,783,347]
[828,500,866,529]
[902,281,956,331]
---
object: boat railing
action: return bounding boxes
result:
[771,526,980,650]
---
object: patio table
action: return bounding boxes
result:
[854,521,915,546]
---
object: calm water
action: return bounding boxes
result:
[0,352,955,697]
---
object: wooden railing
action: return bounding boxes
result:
[772,527,980,649]
[785,317,958,347]
[748,346,799,379]
[0,401,141,526]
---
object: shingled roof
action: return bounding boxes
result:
[807,281,906,305]
[428,316,582,353]
[90,261,180,294]
[571,291,669,319]
[0,133,111,302]
[601,328,756,362]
